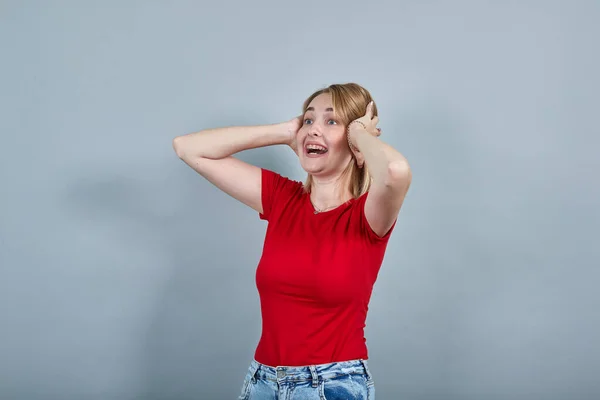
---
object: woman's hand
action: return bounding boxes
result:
[283,115,302,155]
[348,102,381,168]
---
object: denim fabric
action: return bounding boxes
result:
[237,358,375,400]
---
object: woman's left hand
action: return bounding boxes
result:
[348,101,381,168]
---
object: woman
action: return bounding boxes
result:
[172,83,411,399]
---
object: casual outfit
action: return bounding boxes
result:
[238,168,396,399]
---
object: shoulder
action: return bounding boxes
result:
[352,190,397,243]
[259,168,304,220]
[261,168,303,194]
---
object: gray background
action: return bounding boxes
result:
[1,1,598,399]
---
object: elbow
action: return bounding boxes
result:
[385,160,412,187]
[172,136,186,159]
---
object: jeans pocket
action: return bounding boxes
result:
[320,374,370,400]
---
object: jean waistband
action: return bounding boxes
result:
[247,358,373,388]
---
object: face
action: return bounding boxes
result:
[297,93,353,178]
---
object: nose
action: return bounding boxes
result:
[308,123,322,137]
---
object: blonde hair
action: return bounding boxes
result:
[301,83,378,199]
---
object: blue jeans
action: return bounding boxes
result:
[237,358,375,399]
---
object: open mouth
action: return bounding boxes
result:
[305,144,328,157]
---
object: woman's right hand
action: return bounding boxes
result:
[283,116,302,155]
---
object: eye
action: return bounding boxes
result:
[304,118,313,125]
[327,119,337,125]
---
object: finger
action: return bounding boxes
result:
[352,150,363,166]
[366,101,374,119]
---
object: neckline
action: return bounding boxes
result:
[305,194,355,216]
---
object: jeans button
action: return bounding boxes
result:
[276,368,286,379]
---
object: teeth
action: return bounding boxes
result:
[306,144,327,151]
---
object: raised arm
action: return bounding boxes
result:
[348,103,412,237]
[172,119,298,214]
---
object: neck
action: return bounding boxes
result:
[309,173,352,210]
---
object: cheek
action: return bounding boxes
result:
[330,131,349,152]
[297,126,308,138]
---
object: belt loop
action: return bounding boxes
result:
[359,359,373,382]
[309,365,319,388]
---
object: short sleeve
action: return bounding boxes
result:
[259,168,301,221]
[355,192,398,243]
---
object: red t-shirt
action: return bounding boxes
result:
[253,168,396,367]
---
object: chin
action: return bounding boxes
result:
[300,164,326,175]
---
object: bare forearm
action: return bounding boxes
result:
[351,128,410,183]
[173,123,290,160]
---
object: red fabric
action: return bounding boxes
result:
[254,168,396,367]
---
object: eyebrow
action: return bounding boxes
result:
[306,107,334,113]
